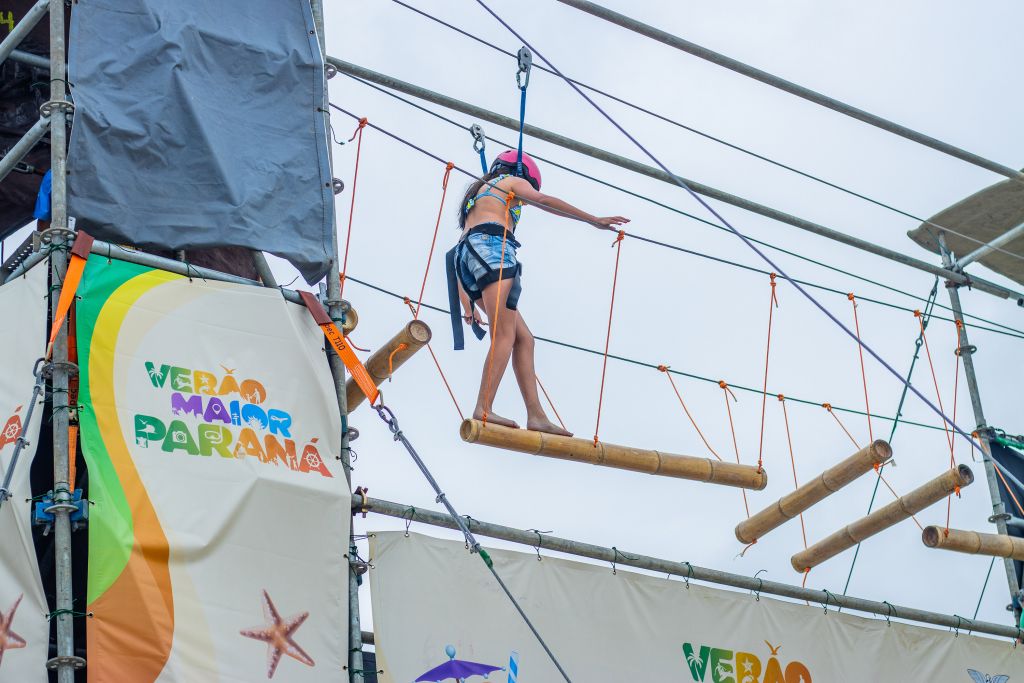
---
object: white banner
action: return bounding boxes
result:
[370,531,1024,682]
[0,264,49,682]
[76,257,349,683]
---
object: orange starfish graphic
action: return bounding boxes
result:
[0,594,27,670]
[240,590,314,679]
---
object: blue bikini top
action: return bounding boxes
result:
[463,174,524,227]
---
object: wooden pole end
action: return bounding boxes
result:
[407,319,432,345]
[921,525,942,548]
[459,418,481,443]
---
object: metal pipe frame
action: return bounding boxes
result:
[937,232,1022,620]
[0,0,48,67]
[958,221,1024,269]
[326,57,1023,303]
[10,48,50,70]
[555,0,1024,184]
[0,115,50,183]
[46,0,79,678]
[312,5,365,683]
[354,494,1021,639]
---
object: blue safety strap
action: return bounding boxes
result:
[470,124,488,175]
[515,47,532,177]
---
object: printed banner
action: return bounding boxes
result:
[76,255,348,683]
[0,263,49,682]
[370,531,1024,683]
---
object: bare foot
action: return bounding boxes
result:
[527,418,573,437]
[473,409,519,429]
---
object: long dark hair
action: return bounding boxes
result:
[457,169,504,229]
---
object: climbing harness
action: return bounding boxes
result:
[371,400,573,682]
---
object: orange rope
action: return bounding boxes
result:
[756,273,778,472]
[823,403,860,450]
[593,230,625,447]
[801,568,811,588]
[536,377,567,431]
[915,310,954,453]
[945,320,964,535]
[848,294,874,442]
[427,344,464,421]
[659,366,722,461]
[779,395,808,549]
[481,194,515,425]
[387,343,408,379]
[720,381,750,517]
[404,297,464,421]
[415,162,455,320]
[339,117,367,299]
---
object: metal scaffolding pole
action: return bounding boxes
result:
[555,0,1024,185]
[0,0,48,66]
[937,233,1022,620]
[311,5,365,682]
[326,57,1023,304]
[47,0,81,679]
[10,48,50,70]
[354,494,1022,640]
[0,115,50,183]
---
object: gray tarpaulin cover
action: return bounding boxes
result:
[65,0,334,284]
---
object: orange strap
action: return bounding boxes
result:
[46,231,94,359]
[659,366,722,461]
[848,294,874,442]
[387,343,408,379]
[299,291,379,406]
[415,162,455,320]
[756,273,779,471]
[67,424,78,489]
[339,117,368,299]
[593,230,625,446]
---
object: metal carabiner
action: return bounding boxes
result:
[516,46,532,90]
[470,124,486,153]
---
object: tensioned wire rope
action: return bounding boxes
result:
[332,76,1024,341]
[389,0,1024,266]
[328,95,1024,344]
[472,0,986,454]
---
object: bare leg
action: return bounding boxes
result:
[512,315,573,436]
[472,279,519,428]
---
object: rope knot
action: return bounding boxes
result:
[954,485,961,497]
[592,435,599,448]
[347,117,368,142]
[847,292,855,301]
[822,402,833,412]
[873,462,880,472]
[616,230,625,243]
[402,296,411,306]
[445,161,455,171]
[777,393,785,402]
[913,309,922,318]
[955,319,964,330]
[657,364,668,372]
[718,380,728,389]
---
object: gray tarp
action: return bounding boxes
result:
[65,0,334,284]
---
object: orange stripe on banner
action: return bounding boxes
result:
[47,231,94,358]
[299,292,379,405]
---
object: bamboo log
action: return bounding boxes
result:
[791,464,974,572]
[460,419,768,490]
[341,306,359,334]
[735,440,892,544]
[922,526,1024,561]
[345,320,431,411]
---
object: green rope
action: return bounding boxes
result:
[47,608,91,620]
[346,275,950,434]
[973,557,996,622]
[841,279,938,599]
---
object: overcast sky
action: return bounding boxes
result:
[310,0,1024,636]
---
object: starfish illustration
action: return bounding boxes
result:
[240,590,314,679]
[0,594,27,670]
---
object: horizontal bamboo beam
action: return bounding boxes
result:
[791,465,974,572]
[735,440,891,544]
[923,526,1024,561]
[460,419,767,490]
[346,319,431,411]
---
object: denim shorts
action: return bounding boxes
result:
[456,232,519,289]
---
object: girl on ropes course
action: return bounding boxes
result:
[446,150,629,435]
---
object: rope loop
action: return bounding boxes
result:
[347,117,368,142]
[882,600,896,626]
[402,506,416,537]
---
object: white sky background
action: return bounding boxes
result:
[306,0,1024,636]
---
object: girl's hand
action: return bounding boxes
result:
[592,216,630,230]
[463,308,483,326]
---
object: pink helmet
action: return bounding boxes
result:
[491,150,542,190]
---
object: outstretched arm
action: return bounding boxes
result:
[508,178,629,231]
